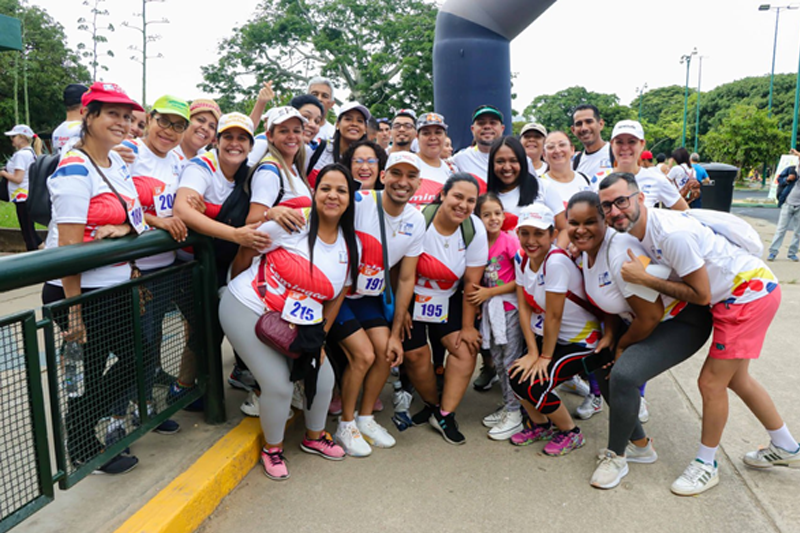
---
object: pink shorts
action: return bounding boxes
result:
[708,285,781,360]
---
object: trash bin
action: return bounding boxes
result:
[698,162,738,212]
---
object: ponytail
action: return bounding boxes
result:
[32,136,43,156]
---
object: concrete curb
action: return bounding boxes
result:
[113,416,264,533]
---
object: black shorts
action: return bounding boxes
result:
[328,295,390,344]
[402,291,464,352]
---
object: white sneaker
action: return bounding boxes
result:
[558,375,590,398]
[590,449,629,489]
[488,409,524,441]
[576,394,603,420]
[482,406,506,428]
[357,416,396,448]
[291,382,305,410]
[638,397,650,424]
[625,439,658,464]
[671,460,719,496]
[743,442,800,468]
[334,422,373,457]
[240,391,259,417]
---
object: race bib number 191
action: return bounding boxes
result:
[281,290,324,325]
[413,293,449,323]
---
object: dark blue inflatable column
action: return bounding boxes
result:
[433,12,511,151]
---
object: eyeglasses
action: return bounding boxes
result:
[354,157,379,165]
[600,192,639,214]
[392,123,415,131]
[544,141,571,151]
[155,115,188,133]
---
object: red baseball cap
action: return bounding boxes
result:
[640,150,654,160]
[81,82,144,112]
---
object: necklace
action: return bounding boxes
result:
[385,208,405,238]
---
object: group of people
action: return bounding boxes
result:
[5,76,797,495]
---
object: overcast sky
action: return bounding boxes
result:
[32,0,800,111]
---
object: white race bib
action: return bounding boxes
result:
[413,293,449,323]
[154,183,178,218]
[281,290,324,325]
[127,197,147,235]
[357,265,385,296]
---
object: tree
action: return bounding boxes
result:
[702,104,789,174]
[198,0,437,118]
[77,0,115,80]
[0,0,90,158]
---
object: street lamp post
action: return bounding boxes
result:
[680,48,697,148]
[694,56,705,154]
[759,4,799,117]
[636,83,648,121]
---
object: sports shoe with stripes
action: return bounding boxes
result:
[543,428,585,456]
[260,447,289,481]
[743,442,800,469]
[510,423,556,446]
[671,459,718,496]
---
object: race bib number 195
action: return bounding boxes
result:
[412,293,449,324]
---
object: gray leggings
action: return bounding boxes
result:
[219,290,335,445]
[595,303,712,455]
[489,308,524,412]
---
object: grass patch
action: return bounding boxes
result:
[0,202,47,229]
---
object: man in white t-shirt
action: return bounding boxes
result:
[571,104,613,188]
[51,84,88,154]
[308,76,336,141]
[452,105,506,181]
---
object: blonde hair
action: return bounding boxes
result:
[16,134,42,156]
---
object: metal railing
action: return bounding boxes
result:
[0,230,225,532]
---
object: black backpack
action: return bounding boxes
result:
[26,152,60,226]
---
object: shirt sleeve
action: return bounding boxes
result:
[466,215,489,267]
[542,180,566,216]
[178,163,211,196]
[250,162,282,207]
[9,150,34,172]
[661,232,705,278]
[608,235,647,298]
[514,251,525,285]
[666,167,680,186]
[657,174,683,208]
[406,211,426,258]
[543,252,573,294]
[48,162,94,224]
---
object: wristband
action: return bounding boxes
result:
[539,354,552,360]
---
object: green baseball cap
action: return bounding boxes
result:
[471,104,504,123]
[151,95,191,122]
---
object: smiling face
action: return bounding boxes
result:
[479,198,505,237]
[337,110,367,143]
[543,131,575,169]
[85,103,133,148]
[611,133,645,171]
[493,144,521,191]
[146,112,186,157]
[521,130,545,161]
[268,117,304,162]
[442,137,453,158]
[567,201,605,255]
[391,116,416,148]
[381,162,420,206]
[350,145,380,189]
[130,110,147,139]
[298,104,322,143]
[571,109,604,149]
[315,169,350,222]
[184,111,218,152]
[217,127,252,169]
[471,114,504,148]
[517,225,555,263]
[417,125,445,160]
[439,179,479,226]
[598,179,643,234]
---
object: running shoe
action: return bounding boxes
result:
[357,416,396,448]
[472,365,499,391]
[132,405,180,435]
[543,429,585,456]
[260,447,289,481]
[429,411,466,445]
[334,423,373,457]
[228,366,257,391]
[411,402,436,427]
[488,409,523,441]
[576,394,603,420]
[558,375,590,398]
[482,406,506,428]
[743,442,800,468]
[590,449,629,489]
[671,460,718,496]
[510,423,556,447]
[93,454,139,475]
[625,439,658,464]
[767,252,777,262]
[638,397,650,424]
[328,395,343,416]
[240,391,259,417]
[789,254,799,262]
[300,431,346,460]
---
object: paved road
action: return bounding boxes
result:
[733,188,779,225]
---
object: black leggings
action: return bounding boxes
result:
[16,202,41,251]
[509,336,597,415]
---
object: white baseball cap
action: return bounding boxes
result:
[217,112,255,140]
[4,124,34,138]
[385,151,420,172]
[266,106,308,131]
[516,203,555,230]
[337,101,372,123]
[611,120,645,141]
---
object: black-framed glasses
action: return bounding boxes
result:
[600,192,639,214]
[155,115,188,133]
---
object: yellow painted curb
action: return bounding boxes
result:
[114,416,264,533]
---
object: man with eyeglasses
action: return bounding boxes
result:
[388,109,418,155]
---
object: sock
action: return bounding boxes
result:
[534,420,552,429]
[588,373,601,396]
[569,426,581,434]
[696,443,718,465]
[339,419,356,429]
[265,446,282,454]
[768,424,799,452]
[440,409,451,417]
[356,414,374,425]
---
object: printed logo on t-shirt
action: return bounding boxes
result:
[598,271,612,287]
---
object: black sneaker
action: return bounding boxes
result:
[411,402,436,427]
[93,454,139,475]
[472,365,499,392]
[429,410,466,445]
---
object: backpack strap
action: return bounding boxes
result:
[576,171,591,187]
[305,139,327,175]
[422,203,475,248]
[572,151,583,171]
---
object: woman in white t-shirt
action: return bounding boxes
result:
[541,131,595,204]
[1,124,42,250]
[667,147,700,204]
[221,163,360,481]
[40,82,147,476]
[306,102,371,188]
[341,138,387,192]
[507,203,603,457]
[403,173,489,446]
[409,112,456,206]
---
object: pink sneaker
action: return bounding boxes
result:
[543,429,585,456]
[374,397,384,412]
[260,447,289,481]
[300,431,346,461]
[328,395,343,416]
[510,424,556,447]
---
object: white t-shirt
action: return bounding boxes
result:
[227,212,353,316]
[46,150,139,287]
[172,144,194,173]
[575,143,613,188]
[640,209,778,306]
[352,191,425,298]
[306,141,336,188]
[636,167,683,208]
[529,160,548,179]
[540,171,595,211]
[514,246,600,347]
[453,146,489,180]
[5,147,35,202]
[251,156,311,210]
[409,158,456,206]
[248,133,269,167]
[667,163,695,189]
[415,213,488,298]
[124,139,182,270]
[178,149,236,220]
[51,120,82,154]
[318,121,336,142]
[496,179,565,218]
